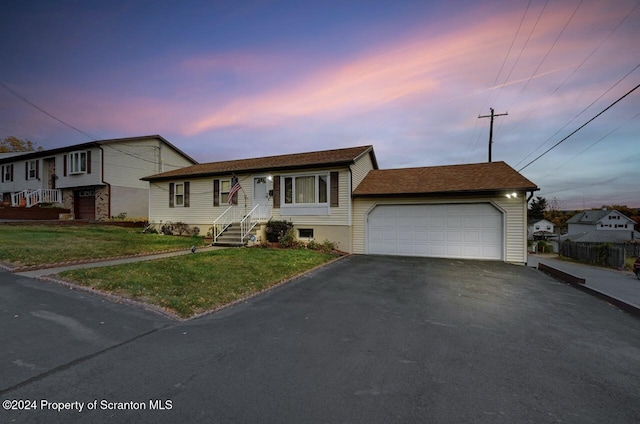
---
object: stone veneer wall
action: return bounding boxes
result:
[95,186,109,221]
[62,189,74,212]
[61,186,109,220]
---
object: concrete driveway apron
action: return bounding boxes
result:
[2,255,640,423]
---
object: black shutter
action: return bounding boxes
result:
[25,162,28,180]
[213,179,220,206]
[10,164,13,181]
[184,182,190,207]
[330,171,339,207]
[63,155,68,176]
[86,151,92,174]
[169,183,175,208]
[1,166,4,183]
[35,160,39,180]
[273,176,280,209]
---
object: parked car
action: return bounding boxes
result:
[634,256,640,280]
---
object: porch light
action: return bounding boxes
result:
[267,175,273,181]
[506,192,518,199]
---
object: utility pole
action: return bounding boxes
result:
[478,107,508,162]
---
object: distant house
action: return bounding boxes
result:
[562,209,639,243]
[0,135,196,220]
[142,145,539,264]
[528,219,555,240]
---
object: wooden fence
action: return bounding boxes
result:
[559,241,640,268]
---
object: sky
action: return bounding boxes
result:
[1,0,638,210]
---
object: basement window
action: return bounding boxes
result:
[298,228,314,239]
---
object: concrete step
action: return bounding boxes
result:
[212,224,257,246]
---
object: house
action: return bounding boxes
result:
[567,209,637,234]
[142,145,539,264]
[528,219,555,239]
[0,135,196,220]
[563,209,639,243]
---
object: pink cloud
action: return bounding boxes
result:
[183,1,626,136]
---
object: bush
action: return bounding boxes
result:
[279,227,302,248]
[265,220,293,243]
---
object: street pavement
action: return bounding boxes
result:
[527,254,640,309]
[2,255,640,423]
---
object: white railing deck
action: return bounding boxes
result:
[11,189,62,207]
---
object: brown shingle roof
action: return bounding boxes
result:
[353,161,538,197]
[142,145,375,181]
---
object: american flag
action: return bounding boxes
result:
[227,176,242,204]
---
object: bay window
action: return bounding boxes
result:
[284,174,328,205]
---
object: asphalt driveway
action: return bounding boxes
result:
[2,255,640,423]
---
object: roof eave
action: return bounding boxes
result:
[352,187,539,198]
[142,159,358,182]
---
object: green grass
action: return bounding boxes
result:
[0,225,207,267]
[58,248,336,318]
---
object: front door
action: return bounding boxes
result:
[253,177,269,208]
[44,157,56,189]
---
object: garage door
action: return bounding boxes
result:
[367,203,503,260]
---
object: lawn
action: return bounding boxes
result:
[57,248,337,318]
[0,225,207,267]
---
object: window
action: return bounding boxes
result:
[283,174,328,205]
[69,151,87,174]
[174,183,184,206]
[27,160,38,180]
[220,180,230,204]
[2,164,13,182]
[298,228,314,238]
[169,182,190,208]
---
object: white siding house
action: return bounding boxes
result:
[144,146,538,264]
[0,135,196,220]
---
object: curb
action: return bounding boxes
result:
[537,263,640,318]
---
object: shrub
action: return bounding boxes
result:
[265,220,293,243]
[279,227,302,248]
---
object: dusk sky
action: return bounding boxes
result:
[1,0,638,210]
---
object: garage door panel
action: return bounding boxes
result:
[367,203,503,260]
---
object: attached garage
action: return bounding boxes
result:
[367,203,503,260]
[351,161,539,264]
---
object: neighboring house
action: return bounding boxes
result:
[562,209,639,243]
[528,219,555,239]
[143,146,539,264]
[567,209,636,234]
[0,135,196,220]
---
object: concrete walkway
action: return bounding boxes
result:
[528,254,640,312]
[14,245,228,278]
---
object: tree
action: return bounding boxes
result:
[528,196,547,221]
[0,136,42,153]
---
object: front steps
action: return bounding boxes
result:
[212,224,258,246]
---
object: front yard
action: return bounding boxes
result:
[0,225,207,267]
[57,248,336,318]
[0,224,338,318]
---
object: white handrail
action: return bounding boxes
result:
[240,204,272,242]
[12,189,62,207]
[11,190,28,207]
[212,206,243,243]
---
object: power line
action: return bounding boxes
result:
[514,62,640,167]
[518,82,640,172]
[507,0,584,111]
[467,0,532,161]
[0,80,100,141]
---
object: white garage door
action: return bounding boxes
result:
[367,203,503,260]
